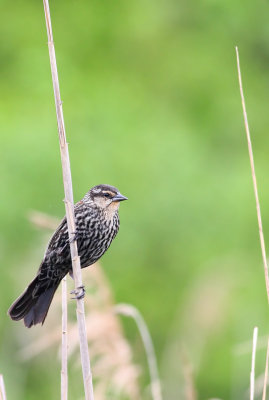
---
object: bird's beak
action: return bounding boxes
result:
[112,192,128,202]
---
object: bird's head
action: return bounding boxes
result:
[85,184,128,212]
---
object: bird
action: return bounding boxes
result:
[8,184,127,328]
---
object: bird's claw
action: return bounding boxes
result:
[70,285,85,300]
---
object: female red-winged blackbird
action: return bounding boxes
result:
[8,184,127,328]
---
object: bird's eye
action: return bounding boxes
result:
[103,193,110,198]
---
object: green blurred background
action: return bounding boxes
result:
[1,0,269,398]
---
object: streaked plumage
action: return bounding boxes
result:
[8,184,127,328]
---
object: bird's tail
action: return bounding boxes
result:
[8,275,61,328]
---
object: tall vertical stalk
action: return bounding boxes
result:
[236,46,269,302]
[42,1,94,398]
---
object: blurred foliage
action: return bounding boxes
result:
[1,0,269,398]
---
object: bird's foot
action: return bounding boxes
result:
[71,285,85,300]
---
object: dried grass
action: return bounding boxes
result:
[236,46,269,400]
[115,304,162,400]
[42,0,94,397]
[19,256,141,400]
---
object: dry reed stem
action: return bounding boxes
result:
[262,338,269,400]
[0,375,7,400]
[19,257,141,400]
[42,1,94,399]
[250,327,258,400]
[114,303,162,400]
[235,46,269,302]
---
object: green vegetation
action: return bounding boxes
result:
[1,0,269,398]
